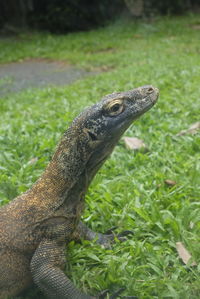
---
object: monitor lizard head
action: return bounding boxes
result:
[72,85,159,181]
[82,85,159,142]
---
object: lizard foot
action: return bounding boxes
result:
[105,227,134,242]
[74,222,133,247]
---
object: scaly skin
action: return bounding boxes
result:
[0,85,159,299]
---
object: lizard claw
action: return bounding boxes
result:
[105,227,134,242]
[105,226,118,235]
[111,230,134,242]
[117,230,134,241]
[95,228,134,247]
[117,230,134,238]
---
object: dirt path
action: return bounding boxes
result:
[0,59,95,96]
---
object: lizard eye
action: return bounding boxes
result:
[104,99,124,116]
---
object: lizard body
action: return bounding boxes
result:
[0,85,159,298]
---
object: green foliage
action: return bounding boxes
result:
[0,15,200,298]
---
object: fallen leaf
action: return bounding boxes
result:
[176,121,200,136]
[123,137,148,152]
[164,179,177,187]
[176,242,197,266]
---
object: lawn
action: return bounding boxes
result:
[0,14,200,298]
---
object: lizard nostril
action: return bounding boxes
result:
[147,87,154,94]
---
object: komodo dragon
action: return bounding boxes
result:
[0,85,159,299]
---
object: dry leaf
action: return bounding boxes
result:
[123,137,148,152]
[164,179,177,187]
[176,242,197,266]
[176,121,200,136]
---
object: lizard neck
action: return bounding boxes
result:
[29,127,91,209]
[26,112,116,212]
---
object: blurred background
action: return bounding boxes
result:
[1,0,200,34]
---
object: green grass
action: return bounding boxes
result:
[0,14,200,298]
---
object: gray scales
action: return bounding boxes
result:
[0,85,159,299]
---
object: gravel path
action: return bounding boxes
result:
[0,59,95,96]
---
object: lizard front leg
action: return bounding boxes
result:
[30,239,95,299]
[73,222,132,246]
[73,221,114,246]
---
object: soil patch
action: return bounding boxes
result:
[0,59,96,96]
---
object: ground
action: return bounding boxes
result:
[0,14,200,299]
[0,59,96,96]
